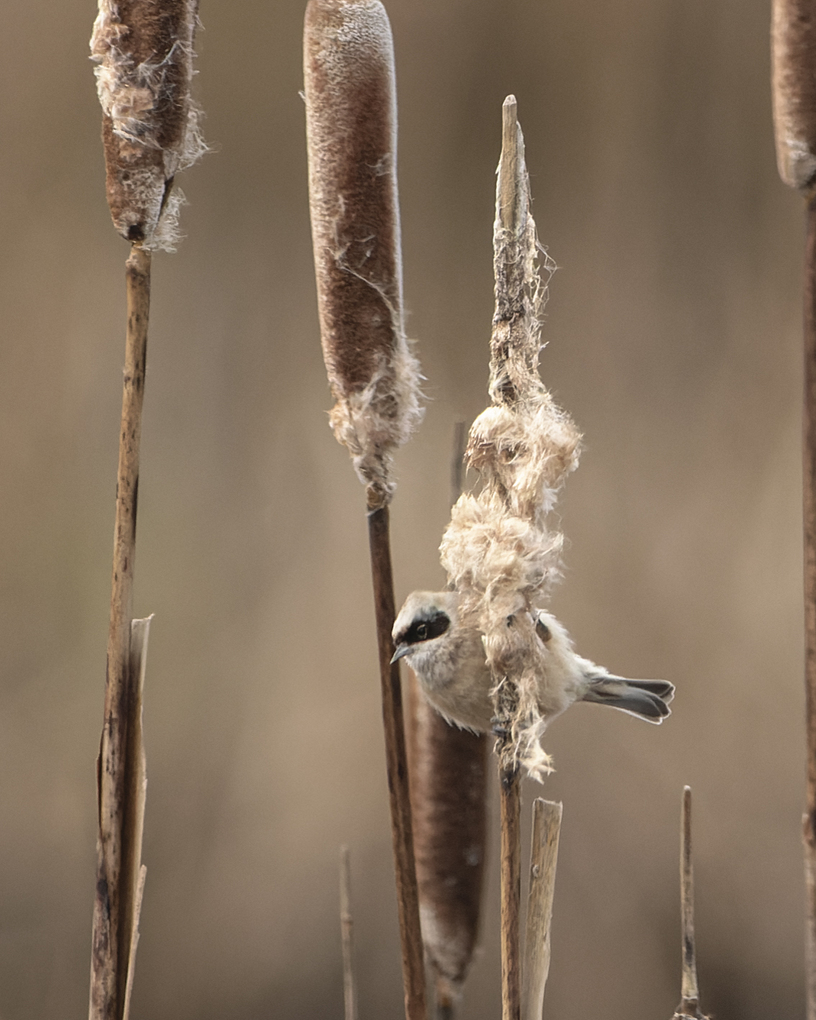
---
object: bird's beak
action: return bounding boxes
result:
[390,643,412,664]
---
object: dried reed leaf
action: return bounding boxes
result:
[90,0,206,249]
[304,0,422,509]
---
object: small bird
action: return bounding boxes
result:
[391,590,674,734]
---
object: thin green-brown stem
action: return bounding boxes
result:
[804,194,816,1020]
[367,504,427,1020]
[500,765,521,1020]
[90,245,150,1020]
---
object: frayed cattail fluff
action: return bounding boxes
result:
[90,0,206,250]
[440,98,580,781]
[772,0,816,191]
[304,0,422,510]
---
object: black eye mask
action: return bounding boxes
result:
[403,611,450,646]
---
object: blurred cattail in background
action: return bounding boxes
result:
[407,423,489,1020]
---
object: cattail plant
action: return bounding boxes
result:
[303,3,426,1018]
[88,3,204,1018]
[671,787,709,1020]
[407,423,489,1020]
[438,97,580,1020]
[770,4,816,1015]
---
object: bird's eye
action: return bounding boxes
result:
[416,623,428,640]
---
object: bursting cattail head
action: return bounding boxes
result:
[440,98,580,780]
[772,0,816,191]
[90,0,206,249]
[304,0,422,509]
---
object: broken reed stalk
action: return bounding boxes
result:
[521,799,562,1020]
[303,3,425,1018]
[771,5,816,1015]
[672,787,708,1020]
[89,4,203,1017]
[339,846,359,1020]
[407,422,488,1019]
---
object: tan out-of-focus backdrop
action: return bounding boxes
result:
[0,0,806,1017]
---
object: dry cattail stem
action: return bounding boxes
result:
[499,765,522,1020]
[339,846,359,1020]
[522,799,562,1020]
[367,506,427,1020]
[90,0,205,249]
[407,422,488,1019]
[90,247,151,1020]
[772,6,816,1014]
[305,4,426,1019]
[805,198,816,1020]
[672,787,709,1020]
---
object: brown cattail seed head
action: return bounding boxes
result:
[772,0,816,191]
[304,0,422,509]
[90,0,206,249]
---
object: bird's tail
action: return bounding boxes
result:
[580,677,674,723]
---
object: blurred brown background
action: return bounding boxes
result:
[0,0,806,1017]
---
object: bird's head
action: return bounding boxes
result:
[391,591,457,665]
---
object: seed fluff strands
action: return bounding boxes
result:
[438,96,580,1020]
[771,5,816,1017]
[88,4,203,1019]
[304,3,425,1019]
[439,96,580,783]
[408,424,488,1019]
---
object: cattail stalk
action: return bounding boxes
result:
[90,247,151,1020]
[439,96,579,1020]
[408,423,488,1019]
[499,765,522,1020]
[771,5,816,1014]
[672,787,708,1020]
[522,799,562,1020]
[304,3,425,1018]
[339,846,359,1020]
[89,4,203,1017]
